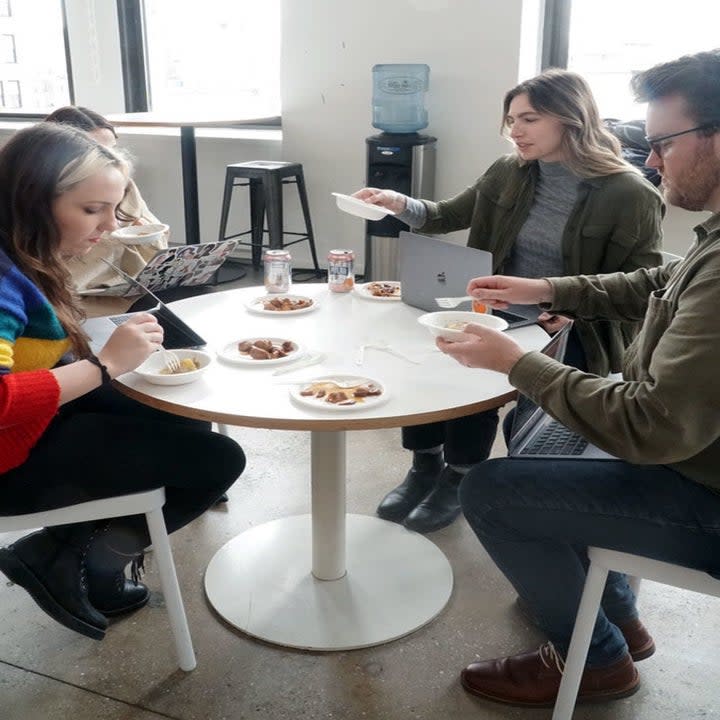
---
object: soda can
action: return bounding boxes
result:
[327,249,355,293]
[264,249,291,293]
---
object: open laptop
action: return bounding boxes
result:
[83,262,206,352]
[397,230,538,328]
[507,323,617,460]
[81,239,238,297]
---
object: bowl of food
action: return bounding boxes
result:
[417,310,509,341]
[110,223,169,246]
[134,348,212,385]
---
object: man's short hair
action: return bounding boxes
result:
[631,49,720,128]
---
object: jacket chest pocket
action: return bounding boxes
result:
[624,289,675,380]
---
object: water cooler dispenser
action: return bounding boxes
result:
[364,64,437,280]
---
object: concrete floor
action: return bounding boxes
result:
[2,264,718,720]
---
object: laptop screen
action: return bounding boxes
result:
[507,323,572,450]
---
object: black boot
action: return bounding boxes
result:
[403,466,463,533]
[376,451,444,523]
[86,526,150,618]
[0,528,108,640]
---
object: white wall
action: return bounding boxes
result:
[281,0,524,269]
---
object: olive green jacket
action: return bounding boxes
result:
[510,211,720,491]
[418,155,665,375]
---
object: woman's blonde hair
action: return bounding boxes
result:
[0,123,131,357]
[502,69,635,178]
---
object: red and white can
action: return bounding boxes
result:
[327,249,355,293]
[264,249,291,293]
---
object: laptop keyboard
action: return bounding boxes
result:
[522,422,588,456]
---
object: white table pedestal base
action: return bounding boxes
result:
[204,513,453,650]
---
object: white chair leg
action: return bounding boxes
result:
[552,562,609,720]
[216,423,230,436]
[145,508,196,671]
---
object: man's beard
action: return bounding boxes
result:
[663,141,720,211]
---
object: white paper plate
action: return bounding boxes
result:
[245,294,317,315]
[217,337,304,366]
[331,193,396,221]
[354,281,402,302]
[289,375,388,412]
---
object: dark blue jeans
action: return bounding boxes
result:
[460,457,720,666]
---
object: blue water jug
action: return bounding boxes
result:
[372,63,430,133]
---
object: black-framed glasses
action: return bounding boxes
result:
[645,122,719,157]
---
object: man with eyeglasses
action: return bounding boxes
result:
[434,49,720,709]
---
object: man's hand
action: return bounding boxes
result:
[466,275,554,309]
[537,312,572,335]
[436,323,526,375]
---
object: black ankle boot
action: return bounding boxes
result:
[88,570,150,617]
[0,529,108,640]
[86,526,150,618]
[376,451,444,523]
[403,466,463,533]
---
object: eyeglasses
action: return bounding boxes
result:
[645,122,719,157]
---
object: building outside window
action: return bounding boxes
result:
[142,0,280,116]
[566,0,720,120]
[0,33,16,63]
[0,0,69,113]
[1,78,21,108]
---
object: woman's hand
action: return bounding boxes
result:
[351,187,408,214]
[436,323,526,375]
[97,314,164,378]
[467,275,554,309]
[536,312,571,335]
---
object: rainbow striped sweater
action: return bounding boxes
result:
[0,248,65,474]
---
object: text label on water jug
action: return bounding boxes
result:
[264,250,291,293]
[327,249,355,293]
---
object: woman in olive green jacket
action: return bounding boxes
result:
[354,69,665,534]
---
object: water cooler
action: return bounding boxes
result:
[364,64,437,280]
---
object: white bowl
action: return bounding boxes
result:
[331,193,396,221]
[134,349,211,385]
[110,223,169,246]
[417,311,509,341]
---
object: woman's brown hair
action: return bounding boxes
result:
[502,69,633,178]
[0,124,130,357]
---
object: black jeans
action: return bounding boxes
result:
[402,324,587,465]
[0,385,245,541]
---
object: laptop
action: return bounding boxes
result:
[83,262,206,352]
[507,323,617,460]
[397,231,538,328]
[80,239,238,297]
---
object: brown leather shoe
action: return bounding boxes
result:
[460,642,639,707]
[514,596,656,661]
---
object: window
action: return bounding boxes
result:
[0,33,16,63]
[562,1,720,119]
[1,79,21,108]
[142,0,281,116]
[0,0,70,113]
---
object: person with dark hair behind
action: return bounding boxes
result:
[44,106,171,317]
[436,49,720,708]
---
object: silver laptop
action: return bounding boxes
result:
[507,323,618,461]
[397,231,538,327]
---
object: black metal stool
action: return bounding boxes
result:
[217,161,321,272]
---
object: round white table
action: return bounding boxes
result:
[116,284,549,650]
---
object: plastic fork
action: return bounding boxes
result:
[435,296,473,308]
[161,347,181,373]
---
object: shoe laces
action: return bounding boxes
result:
[540,642,565,675]
[130,552,145,585]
